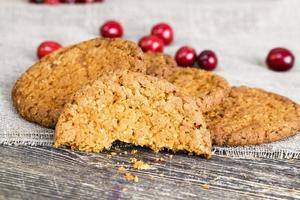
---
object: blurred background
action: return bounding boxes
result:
[1,0,299,102]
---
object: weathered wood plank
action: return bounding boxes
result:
[0,145,299,200]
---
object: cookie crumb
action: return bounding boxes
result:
[125,173,139,182]
[155,157,165,162]
[131,150,138,154]
[111,152,117,156]
[122,188,128,192]
[107,154,112,159]
[202,184,210,190]
[288,188,296,192]
[130,158,137,163]
[118,166,126,173]
[132,160,151,170]
[118,151,128,155]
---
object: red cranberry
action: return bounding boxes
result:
[37,41,62,59]
[151,23,174,45]
[44,0,60,4]
[175,46,196,67]
[197,50,218,71]
[138,35,164,53]
[100,20,123,38]
[266,48,295,71]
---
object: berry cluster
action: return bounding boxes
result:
[37,20,295,72]
[175,47,218,71]
[29,0,103,4]
[138,23,174,53]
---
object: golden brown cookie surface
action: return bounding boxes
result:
[165,67,230,112]
[54,71,212,158]
[145,52,177,78]
[12,38,145,128]
[205,86,300,145]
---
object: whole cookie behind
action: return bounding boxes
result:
[144,54,230,112]
[12,38,145,128]
[145,52,177,78]
[165,67,231,112]
[55,71,212,158]
[205,86,300,145]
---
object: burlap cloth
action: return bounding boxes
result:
[1,0,299,159]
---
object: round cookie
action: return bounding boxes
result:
[12,38,146,128]
[165,67,230,112]
[54,70,212,158]
[205,86,300,146]
[144,52,177,78]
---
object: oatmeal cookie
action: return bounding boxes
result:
[12,38,145,128]
[205,86,300,145]
[54,71,212,158]
[165,67,230,112]
[145,52,177,78]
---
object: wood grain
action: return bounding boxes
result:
[0,145,299,200]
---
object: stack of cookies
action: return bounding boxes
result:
[12,38,300,159]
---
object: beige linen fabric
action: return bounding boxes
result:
[0,0,299,159]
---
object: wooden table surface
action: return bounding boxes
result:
[0,145,299,200]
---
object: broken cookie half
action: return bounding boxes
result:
[54,71,212,158]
